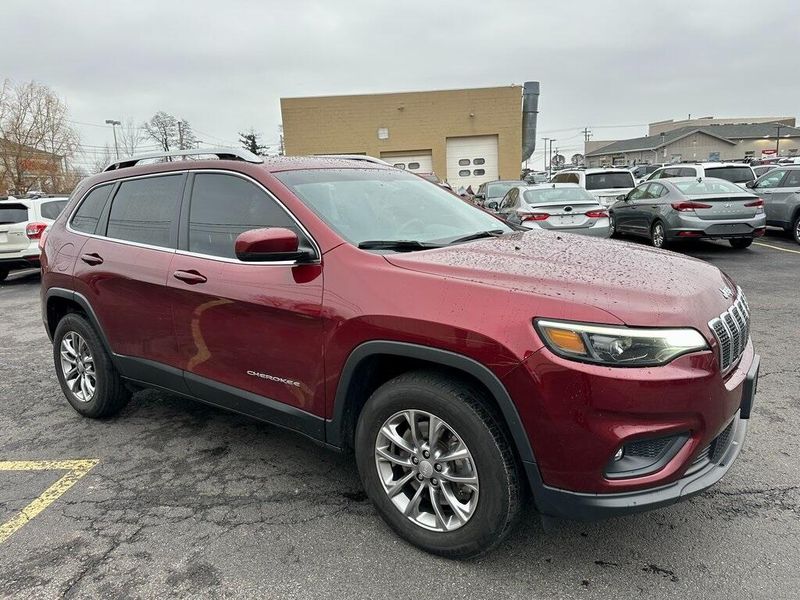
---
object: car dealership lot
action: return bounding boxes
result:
[0,233,798,599]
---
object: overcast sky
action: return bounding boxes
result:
[3,0,799,171]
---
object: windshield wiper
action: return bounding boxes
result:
[357,240,443,251]
[447,229,506,245]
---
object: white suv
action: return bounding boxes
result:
[645,162,756,189]
[550,168,635,206]
[0,195,68,281]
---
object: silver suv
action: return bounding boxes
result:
[747,165,800,244]
[0,195,68,281]
[646,163,755,189]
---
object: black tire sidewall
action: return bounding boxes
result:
[355,374,516,558]
[53,314,122,418]
[793,215,800,245]
[730,238,753,249]
[0,268,9,282]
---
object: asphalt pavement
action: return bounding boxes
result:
[1,230,798,599]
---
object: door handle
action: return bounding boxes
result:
[80,252,104,265]
[173,269,207,285]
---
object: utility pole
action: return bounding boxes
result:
[178,121,184,150]
[550,139,557,174]
[776,124,783,157]
[582,127,592,143]
[542,137,550,173]
[105,119,121,159]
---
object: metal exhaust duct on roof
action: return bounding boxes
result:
[521,81,540,162]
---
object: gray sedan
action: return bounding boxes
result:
[609,177,766,249]
[494,183,611,237]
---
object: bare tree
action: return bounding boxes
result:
[143,111,197,152]
[89,144,115,174]
[117,117,144,156]
[0,79,79,194]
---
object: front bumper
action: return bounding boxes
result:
[524,353,759,520]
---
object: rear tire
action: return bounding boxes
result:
[355,370,521,559]
[729,238,753,249]
[650,221,668,248]
[793,214,800,245]
[608,213,617,237]
[53,313,131,418]
[0,268,8,282]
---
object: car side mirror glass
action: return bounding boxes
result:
[745,180,756,189]
[234,227,310,262]
[486,201,499,211]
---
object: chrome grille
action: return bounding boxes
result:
[708,287,750,372]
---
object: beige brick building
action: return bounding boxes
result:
[280,86,526,188]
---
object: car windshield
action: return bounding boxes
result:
[672,179,748,195]
[523,187,595,205]
[276,168,513,248]
[704,166,754,183]
[486,182,516,198]
[0,203,29,224]
[585,172,635,190]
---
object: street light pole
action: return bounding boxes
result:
[105,119,121,159]
[776,124,783,157]
[542,137,550,173]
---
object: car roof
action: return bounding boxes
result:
[582,168,632,174]
[524,183,582,189]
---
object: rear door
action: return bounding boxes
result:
[752,169,788,226]
[72,173,185,373]
[168,171,326,419]
[0,201,31,256]
[762,169,800,227]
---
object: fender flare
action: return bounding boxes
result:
[44,287,116,360]
[325,340,536,464]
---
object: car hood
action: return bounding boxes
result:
[385,231,736,334]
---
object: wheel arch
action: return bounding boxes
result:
[326,341,536,467]
[45,288,115,359]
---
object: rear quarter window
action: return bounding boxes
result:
[0,203,29,224]
[71,184,115,234]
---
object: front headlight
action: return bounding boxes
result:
[534,319,709,367]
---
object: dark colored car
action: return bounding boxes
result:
[473,180,520,207]
[40,149,759,559]
[610,177,766,249]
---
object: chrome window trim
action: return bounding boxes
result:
[65,168,321,267]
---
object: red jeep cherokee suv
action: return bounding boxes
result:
[41,150,759,558]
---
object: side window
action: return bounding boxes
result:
[40,200,68,220]
[566,173,580,184]
[499,189,516,210]
[71,184,114,234]
[629,185,649,201]
[106,175,183,247]
[755,170,787,189]
[679,168,697,177]
[551,173,565,183]
[648,183,667,198]
[649,169,663,180]
[783,170,800,187]
[188,173,299,259]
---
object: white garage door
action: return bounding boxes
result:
[446,135,499,190]
[380,151,433,173]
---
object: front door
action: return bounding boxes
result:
[168,171,326,421]
[753,169,788,227]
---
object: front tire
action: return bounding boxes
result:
[608,213,617,237]
[355,371,521,559]
[729,238,753,249]
[53,313,131,418]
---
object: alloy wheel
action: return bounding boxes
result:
[652,223,665,248]
[374,409,479,532]
[794,218,800,244]
[59,331,96,403]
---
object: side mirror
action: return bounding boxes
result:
[474,193,485,201]
[617,194,627,202]
[486,201,499,211]
[745,180,756,189]
[234,228,311,262]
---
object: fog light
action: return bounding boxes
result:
[613,448,624,461]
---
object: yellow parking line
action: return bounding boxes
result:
[0,459,99,545]
[754,242,800,255]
